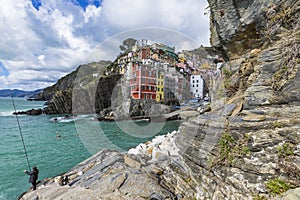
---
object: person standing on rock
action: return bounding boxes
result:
[24,166,39,190]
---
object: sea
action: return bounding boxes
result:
[0,97,181,200]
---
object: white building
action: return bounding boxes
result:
[190,75,204,99]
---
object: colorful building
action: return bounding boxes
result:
[156,71,164,102]
[117,39,191,102]
[130,63,157,100]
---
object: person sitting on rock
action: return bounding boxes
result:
[24,166,39,190]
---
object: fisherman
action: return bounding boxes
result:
[24,166,39,190]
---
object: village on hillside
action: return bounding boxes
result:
[113,39,224,107]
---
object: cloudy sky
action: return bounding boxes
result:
[0,0,210,90]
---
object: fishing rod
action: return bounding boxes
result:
[7,82,31,171]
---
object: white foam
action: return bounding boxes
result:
[0,111,14,116]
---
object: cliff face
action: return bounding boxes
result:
[40,61,114,114]
[20,0,300,199]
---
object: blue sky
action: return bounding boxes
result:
[0,0,209,90]
[32,0,102,10]
[0,62,9,77]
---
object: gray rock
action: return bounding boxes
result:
[222,103,236,116]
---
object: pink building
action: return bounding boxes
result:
[130,63,157,100]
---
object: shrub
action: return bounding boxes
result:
[265,178,290,196]
[278,142,294,158]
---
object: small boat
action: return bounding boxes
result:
[133,118,150,122]
[26,97,37,101]
[50,115,77,123]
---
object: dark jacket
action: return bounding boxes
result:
[25,167,39,183]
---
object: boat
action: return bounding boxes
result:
[26,97,37,101]
[50,115,77,123]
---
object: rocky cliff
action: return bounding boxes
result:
[37,61,116,114]
[20,0,300,199]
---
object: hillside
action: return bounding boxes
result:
[35,61,115,114]
[0,89,43,98]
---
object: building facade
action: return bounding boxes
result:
[117,39,195,102]
[156,71,164,102]
[190,74,204,99]
[130,63,157,100]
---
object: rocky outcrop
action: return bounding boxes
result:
[39,61,112,114]
[20,0,300,199]
[44,89,73,114]
[13,109,43,115]
[209,0,299,60]
[71,73,122,115]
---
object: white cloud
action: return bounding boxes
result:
[101,0,209,44]
[84,5,102,23]
[0,0,209,90]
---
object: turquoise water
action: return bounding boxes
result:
[0,97,181,200]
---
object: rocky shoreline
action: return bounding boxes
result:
[19,101,300,199]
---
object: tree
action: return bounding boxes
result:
[119,38,137,52]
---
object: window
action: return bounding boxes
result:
[192,76,194,79]
[193,85,195,87]
[196,80,199,83]
[192,80,194,83]
[157,88,160,92]
[196,84,198,87]
[196,89,198,92]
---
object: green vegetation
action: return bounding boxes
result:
[278,142,294,158]
[185,177,191,183]
[265,178,290,196]
[213,132,251,167]
[273,121,283,128]
[219,132,235,163]
[223,77,231,89]
[222,68,233,89]
[272,65,289,90]
[222,68,233,77]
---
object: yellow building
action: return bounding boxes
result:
[178,53,186,63]
[119,64,126,74]
[156,73,164,102]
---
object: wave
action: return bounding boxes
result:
[0,111,14,116]
[0,110,31,116]
[50,115,94,123]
